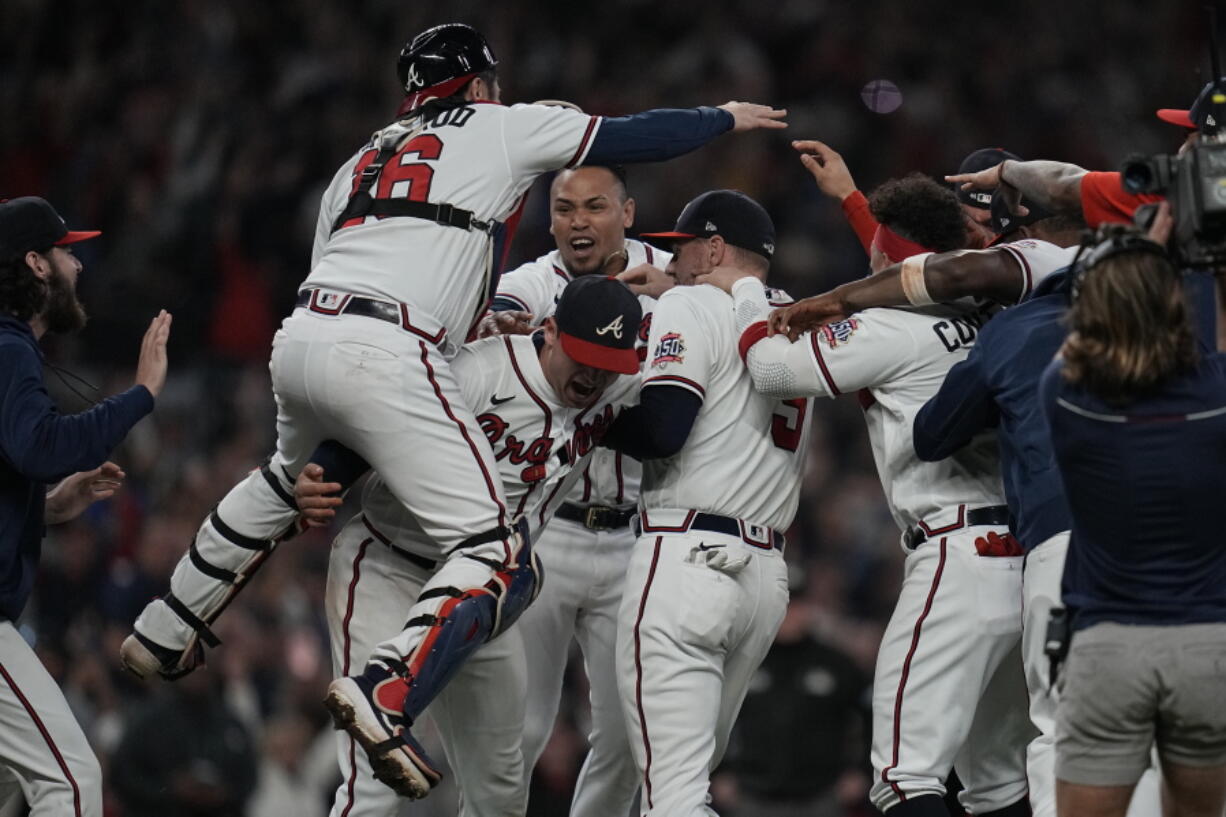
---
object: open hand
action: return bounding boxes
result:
[45,462,125,524]
[793,140,858,200]
[135,310,172,397]
[718,101,788,132]
[617,263,675,298]
[768,294,848,341]
[295,463,342,527]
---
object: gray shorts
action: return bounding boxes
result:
[1056,621,1226,786]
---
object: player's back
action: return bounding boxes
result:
[305,102,599,342]
[641,284,812,532]
[853,304,1004,529]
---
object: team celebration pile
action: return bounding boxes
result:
[2,6,1223,817]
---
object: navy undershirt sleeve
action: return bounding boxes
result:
[601,385,702,460]
[308,440,371,492]
[585,107,735,165]
[0,340,154,483]
[913,342,998,462]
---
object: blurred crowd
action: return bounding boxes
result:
[0,0,1202,813]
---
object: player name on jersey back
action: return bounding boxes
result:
[804,303,1005,531]
[305,103,602,344]
[359,334,638,558]
[640,284,812,532]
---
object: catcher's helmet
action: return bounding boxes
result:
[397,24,497,95]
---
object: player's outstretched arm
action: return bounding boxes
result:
[793,139,876,255]
[946,159,1088,218]
[768,248,1025,341]
[583,103,785,166]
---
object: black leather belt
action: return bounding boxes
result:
[634,511,785,551]
[296,290,401,326]
[556,502,636,531]
[904,505,1011,549]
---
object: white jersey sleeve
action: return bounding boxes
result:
[502,104,601,175]
[996,239,1079,302]
[642,286,714,401]
[731,278,918,400]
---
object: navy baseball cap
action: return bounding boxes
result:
[0,197,100,261]
[955,148,1022,209]
[554,276,642,375]
[989,192,1054,235]
[640,189,775,260]
[1156,77,1226,130]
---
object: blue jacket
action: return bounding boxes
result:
[0,314,153,621]
[912,274,1072,552]
[1041,349,1226,631]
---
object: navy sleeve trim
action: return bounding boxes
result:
[584,107,734,165]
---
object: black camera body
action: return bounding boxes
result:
[1122,131,1226,267]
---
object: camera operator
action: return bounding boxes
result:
[1039,217,1226,817]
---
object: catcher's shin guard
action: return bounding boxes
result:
[328,520,541,795]
[125,460,302,679]
[400,518,540,721]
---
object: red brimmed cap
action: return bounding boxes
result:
[555,276,643,375]
[1156,78,1226,130]
[0,197,100,260]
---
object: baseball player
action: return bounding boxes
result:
[119,21,788,799]
[596,189,811,816]
[700,166,1078,816]
[0,197,171,817]
[298,275,644,817]
[490,164,671,817]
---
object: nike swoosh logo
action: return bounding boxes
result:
[696,543,725,551]
[491,394,515,406]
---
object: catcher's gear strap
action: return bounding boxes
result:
[447,524,518,556]
[210,510,272,551]
[330,120,496,236]
[163,593,222,648]
[190,540,237,584]
[260,461,298,512]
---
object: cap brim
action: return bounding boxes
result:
[1156,108,1196,129]
[559,332,640,375]
[54,230,101,245]
[638,231,698,241]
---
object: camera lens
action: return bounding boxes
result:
[1122,160,1155,194]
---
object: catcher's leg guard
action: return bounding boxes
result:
[326,519,541,798]
[124,459,302,679]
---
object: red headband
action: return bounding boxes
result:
[872,224,933,264]
[396,73,477,117]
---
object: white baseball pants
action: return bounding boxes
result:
[0,622,102,817]
[1021,531,1069,817]
[325,513,528,817]
[869,526,1034,815]
[137,308,513,663]
[616,529,789,817]
[519,517,639,817]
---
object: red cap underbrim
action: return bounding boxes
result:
[639,231,697,241]
[55,230,101,245]
[559,332,640,375]
[1156,108,1196,129]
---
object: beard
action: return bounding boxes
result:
[43,263,87,334]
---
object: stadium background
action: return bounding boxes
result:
[0,0,1203,814]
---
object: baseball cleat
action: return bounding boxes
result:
[119,632,201,681]
[324,664,442,799]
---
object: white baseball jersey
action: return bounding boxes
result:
[639,283,812,531]
[496,239,671,508]
[306,103,602,344]
[995,239,1078,302]
[358,334,639,558]
[731,278,1003,531]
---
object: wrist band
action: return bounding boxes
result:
[900,252,935,306]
